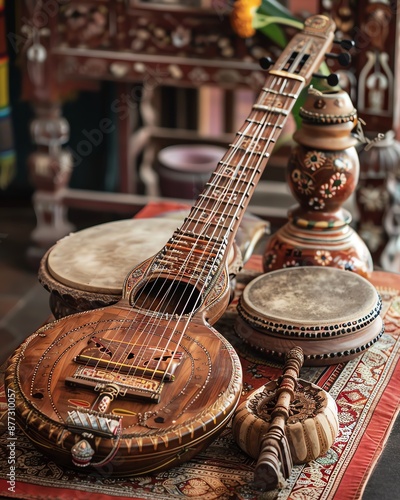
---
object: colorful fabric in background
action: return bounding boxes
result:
[0,0,15,190]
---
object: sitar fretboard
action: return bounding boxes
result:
[151,15,336,289]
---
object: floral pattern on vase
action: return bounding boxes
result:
[263,89,373,278]
[288,146,359,217]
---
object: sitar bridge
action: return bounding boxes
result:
[65,365,163,403]
[74,336,183,381]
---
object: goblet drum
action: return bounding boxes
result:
[263,88,373,277]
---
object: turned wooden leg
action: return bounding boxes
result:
[27,101,74,264]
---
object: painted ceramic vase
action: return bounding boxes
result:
[263,89,373,278]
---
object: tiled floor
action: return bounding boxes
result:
[1,203,399,499]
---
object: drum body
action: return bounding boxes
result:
[235,267,383,366]
[232,378,339,464]
[39,218,245,319]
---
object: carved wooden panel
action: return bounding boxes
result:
[320,0,399,134]
[20,1,273,96]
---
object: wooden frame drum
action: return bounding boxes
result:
[38,218,245,318]
[235,267,384,366]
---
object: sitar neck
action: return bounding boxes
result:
[153,15,335,288]
[184,74,304,244]
[156,75,304,287]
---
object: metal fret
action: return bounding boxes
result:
[212,165,256,178]
[209,172,235,183]
[184,215,237,228]
[210,171,258,189]
[245,118,284,128]
[202,185,248,197]
[228,145,270,159]
[262,87,299,99]
[236,131,276,144]
[198,190,240,203]
[216,160,241,170]
[189,205,240,220]
[252,104,290,115]
[203,179,251,199]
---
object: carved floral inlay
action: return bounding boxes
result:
[61,4,109,48]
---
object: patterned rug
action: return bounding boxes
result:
[1,257,400,500]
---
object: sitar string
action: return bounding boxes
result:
[147,39,312,320]
[89,40,310,384]
[124,80,286,378]
[140,42,311,379]
[147,77,309,379]
[88,81,284,384]
[129,76,302,383]
[95,68,305,382]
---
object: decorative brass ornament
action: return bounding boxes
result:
[71,439,95,467]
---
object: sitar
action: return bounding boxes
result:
[6,15,335,476]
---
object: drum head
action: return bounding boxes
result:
[241,266,379,328]
[47,218,181,294]
[236,267,383,365]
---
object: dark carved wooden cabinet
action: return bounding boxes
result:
[19,0,275,253]
[320,0,400,270]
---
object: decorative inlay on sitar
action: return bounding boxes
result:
[37,217,246,319]
[6,15,336,476]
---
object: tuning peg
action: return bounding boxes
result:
[312,73,339,87]
[259,56,275,70]
[326,52,352,67]
[333,39,355,51]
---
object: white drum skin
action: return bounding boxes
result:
[39,218,243,318]
[235,267,384,365]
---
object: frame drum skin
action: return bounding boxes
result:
[235,267,384,366]
[39,218,245,318]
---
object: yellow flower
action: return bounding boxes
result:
[230,0,262,38]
